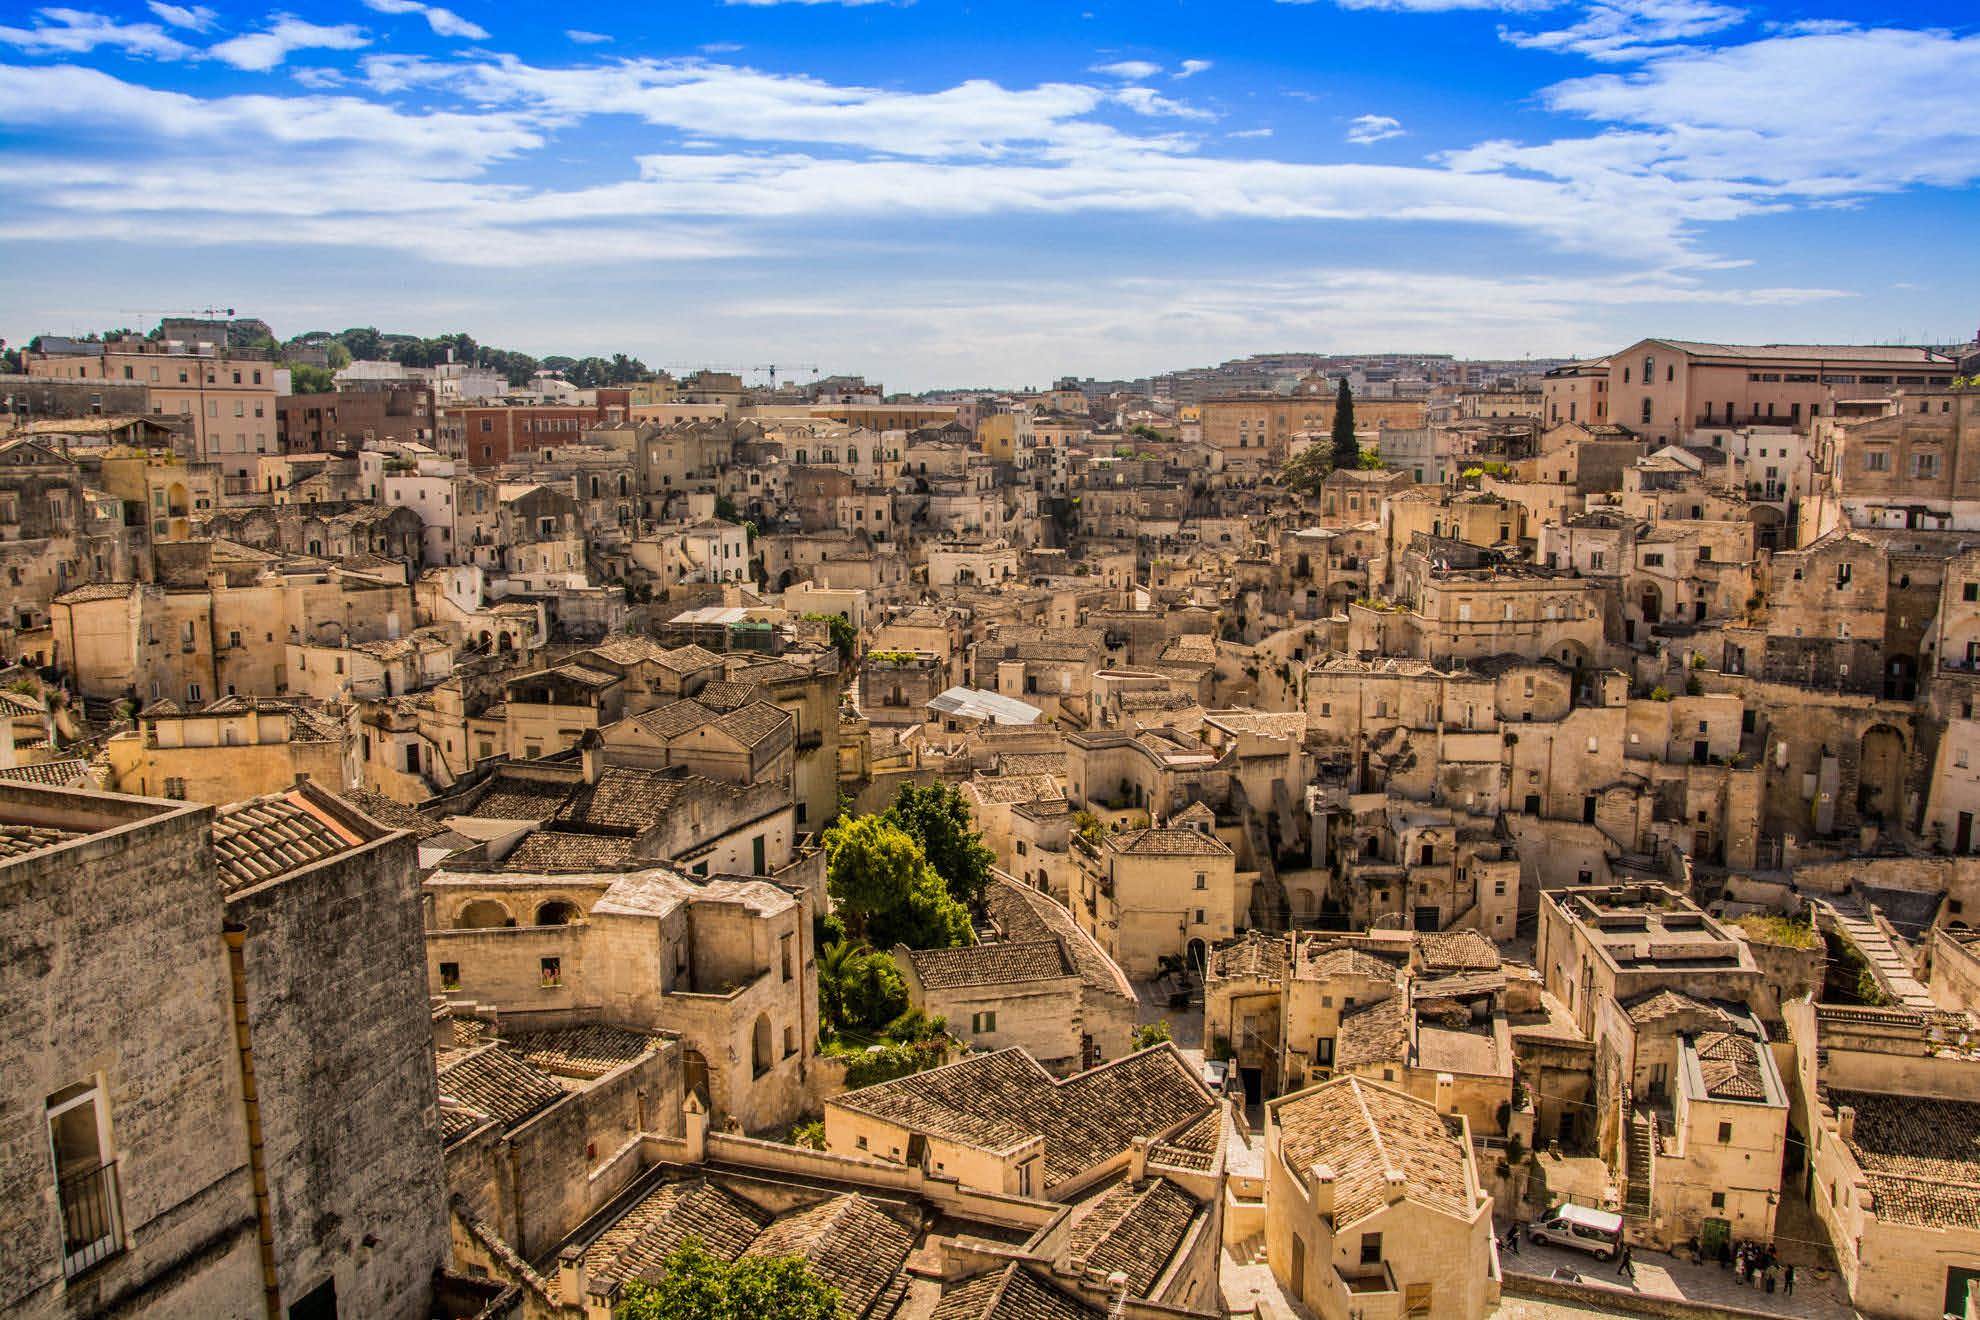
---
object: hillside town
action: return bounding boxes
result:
[11,322,1980,1320]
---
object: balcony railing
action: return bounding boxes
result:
[58,1160,124,1279]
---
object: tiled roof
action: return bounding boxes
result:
[1650,339,1952,364]
[1416,929,1500,972]
[1063,1177,1200,1295]
[0,823,84,862]
[654,643,724,673]
[506,1025,666,1079]
[714,701,796,751]
[1625,988,1732,1026]
[339,788,455,840]
[499,830,636,872]
[1693,1031,1767,1102]
[0,758,90,788]
[1300,943,1399,983]
[981,875,1134,1005]
[583,1178,769,1288]
[1275,1076,1474,1228]
[1211,930,1288,982]
[1335,996,1409,1070]
[52,581,136,605]
[212,789,367,890]
[554,766,697,833]
[1108,826,1230,858]
[435,1044,565,1142]
[832,1045,1211,1189]
[468,774,579,820]
[930,1266,1099,1320]
[742,1194,915,1317]
[997,752,1066,777]
[967,773,1065,806]
[1829,1089,1980,1229]
[906,940,1070,989]
[693,680,762,711]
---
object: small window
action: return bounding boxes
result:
[1717,1121,1733,1143]
[439,962,460,990]
[1194,872,1207,890]
[48,1082,124,1279]
[1711,1191,1726,1209]
[540,957,562,988]
[1360,1232,1383,1265]
[971,1011,997,1034]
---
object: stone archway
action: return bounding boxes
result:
[456,898,513,929]
[1858,724,1906,824]
[751,1014,774,1078]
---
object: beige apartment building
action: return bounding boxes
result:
[1199,396,1427,465]
[28,339,281,481]
[1541,357,1611,427]
[1605,338,1957,447]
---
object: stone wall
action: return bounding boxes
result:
[226,827,449,1320]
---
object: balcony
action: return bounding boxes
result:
[58,1160,124,1279]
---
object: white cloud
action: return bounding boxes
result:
[209,16,369,70]
[146,2,217,30]
[361,0,489,41]
[291,65,347,88]
[0,8,194,59]
[1091,59,1161,80]
[1175,59,1212,78]
[1346,113,1404,144]
[565,29,611,44]
[1228,127,1273,138]
[1500,0,1744,62]
[1112,86,1214,120]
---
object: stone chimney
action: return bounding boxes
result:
[579,728,604,784]
[1309,1163,1336,1218]
[682,1091,709,1163]
[1837,1105,1856,1144]
[1384,1169,1408,1205]
[1129,1135,1150,1182]
[1435,1071,1456,1114]
[556,1247,586,1306]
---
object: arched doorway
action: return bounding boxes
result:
[534,900,580,926]
[683,1049,710,1106]
[1858,725,1906,823]
[1639,582,1663,626]
[1186,939,1208,977]
[456,898,513,929]
[751,1014,774,1078]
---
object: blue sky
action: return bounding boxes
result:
[0,0,1975,389]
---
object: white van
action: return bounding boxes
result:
[1528,1203,1624,1260]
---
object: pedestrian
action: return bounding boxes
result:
[1784,1264,1796,1297]
[1764,1268,1777,1295]
[1616,1244,1634,1280]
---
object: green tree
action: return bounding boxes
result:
[803,612,857,664]
[1330,378,1359,470]
[1132,1020,1173,1050]
[884,781,995,912]
[617,1237,838,1320]
[823,816,973,949]
[1279,444,1329,496]
[288,363,336,394]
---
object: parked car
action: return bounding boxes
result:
[1529,1203,1624,1260]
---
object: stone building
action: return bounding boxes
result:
[0,779,454,1319]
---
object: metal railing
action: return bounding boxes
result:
[58,1160,124,1278]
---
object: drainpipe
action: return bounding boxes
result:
[223,925,283,1320]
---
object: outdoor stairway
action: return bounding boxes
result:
[1826,896,1935,1008]
[1229,1236,1269,1267]
[1623,1110,1654,1219]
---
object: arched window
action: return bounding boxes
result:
[457,898,513,929]
[535,900,580,926]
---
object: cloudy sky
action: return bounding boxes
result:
[0,0,1975,389]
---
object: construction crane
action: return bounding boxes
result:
[119,306,238,323]
[752,363,819,387]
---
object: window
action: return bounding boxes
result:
[1916,451,1942,479]
[1717,1121,1733,1143]
[1710,1191,1726,1210]
[1864,448,1891,472]
[1194,871,1207,890]
[780,933,794,981]
[1360,1233,1383,1266]
[1643,552,1664,567]
[1193,907,1207,924]
[47,1082,124,1279]
[971,1011,998,1034]
[439,962,460,990]
[540,957,562,988]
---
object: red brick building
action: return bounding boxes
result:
[442,389,630,466]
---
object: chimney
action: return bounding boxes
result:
[1435,1071,1456,1115]
[556,1247,586,1306]
[682,1091,709,1163]
[579,728,603,784]
[1129,1135,1150,1182]
[1384,1169,1407,1205]
[1308,1163,1337,1218]
[1837,1105,1856,1144]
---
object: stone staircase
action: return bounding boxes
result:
[1229,1235,1269,1267]
[1623,1109,1654,1219]
[1825,896,1935,1008]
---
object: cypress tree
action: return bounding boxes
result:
[1330,377,1359,469]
